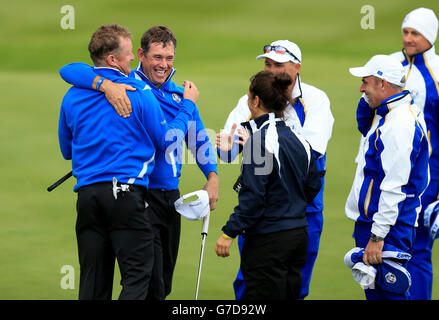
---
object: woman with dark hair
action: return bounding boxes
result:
[215,71,322,300]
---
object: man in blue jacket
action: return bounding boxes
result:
[58,24,195,299]
[391,8,439,300]
[355,8,439,299]
[346,54,430,300]
[59,25,218,299]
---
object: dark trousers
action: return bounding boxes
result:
[76,182,154,300]
[146,189,181,300]
[241,227,308,300]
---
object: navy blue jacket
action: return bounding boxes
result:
[222,113,321,238]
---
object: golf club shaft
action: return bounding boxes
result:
[195,213,210,300]
[201,212,210,235]
[47,171,73,192]
[195,235,206,300]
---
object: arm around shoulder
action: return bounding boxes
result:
[59,63,96,89]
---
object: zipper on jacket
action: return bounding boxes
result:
[404,56,414,89]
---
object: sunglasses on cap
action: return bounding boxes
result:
[263,45,301,63]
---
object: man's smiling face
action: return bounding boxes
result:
[138,41,175,87]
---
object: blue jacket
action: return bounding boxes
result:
[346,91,430,238]
[59,63,217,190]
[58,67,194,191]
[222,113,321,238]
[131,63,217,189]
[344,245,412,294]
[391,46,439,179]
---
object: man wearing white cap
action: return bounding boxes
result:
[391,7,439,300]
[216,40,334,299]
[346,54,430,300]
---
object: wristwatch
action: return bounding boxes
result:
[370,233,384,242]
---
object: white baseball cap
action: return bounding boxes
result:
[402,7,438,45]
[349,54,406,87]
[256,40,302,64]
[174,190,210,221]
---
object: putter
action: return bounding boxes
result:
[47,171,72,192]
[195,212,210,300]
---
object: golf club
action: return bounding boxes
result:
[195,212,210,300]
[47,170,72,192]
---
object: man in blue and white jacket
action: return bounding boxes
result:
[58,24,195,300]
[355,8,439,299]
[217,40,334,299]
[391,8,439,300]
[346,54,430,300]
[59,26,218,300]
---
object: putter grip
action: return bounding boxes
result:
[47,171,73,192]
[201,213,210,235]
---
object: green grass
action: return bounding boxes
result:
[1,0,439,300]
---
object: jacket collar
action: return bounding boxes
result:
[241,113,282,133]
[402,45,437,66]
[291,74,303,99]
[376,90,411,117]
[92,67,128,79]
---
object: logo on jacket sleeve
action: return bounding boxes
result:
[172,93,182,103]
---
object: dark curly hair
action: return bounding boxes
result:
[140,25,177,53]
[249,71,293,118]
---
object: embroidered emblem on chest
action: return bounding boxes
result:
[172,93,181,103]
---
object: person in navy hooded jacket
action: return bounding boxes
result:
[215,71,321,300]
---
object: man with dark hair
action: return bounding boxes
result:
[59,25,218,300]
[140,26,177,58]
[58,24,196,300]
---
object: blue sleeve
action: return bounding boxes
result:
[137,90,194,152]
[166,98,195,133]
[58,97,73,160]
[185,108,218,178]
[222,146,270,238]
[59,63,96,89]
[356,96,375,137]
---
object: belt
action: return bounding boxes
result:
[112,177,148,199]
[77,180,147,194]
